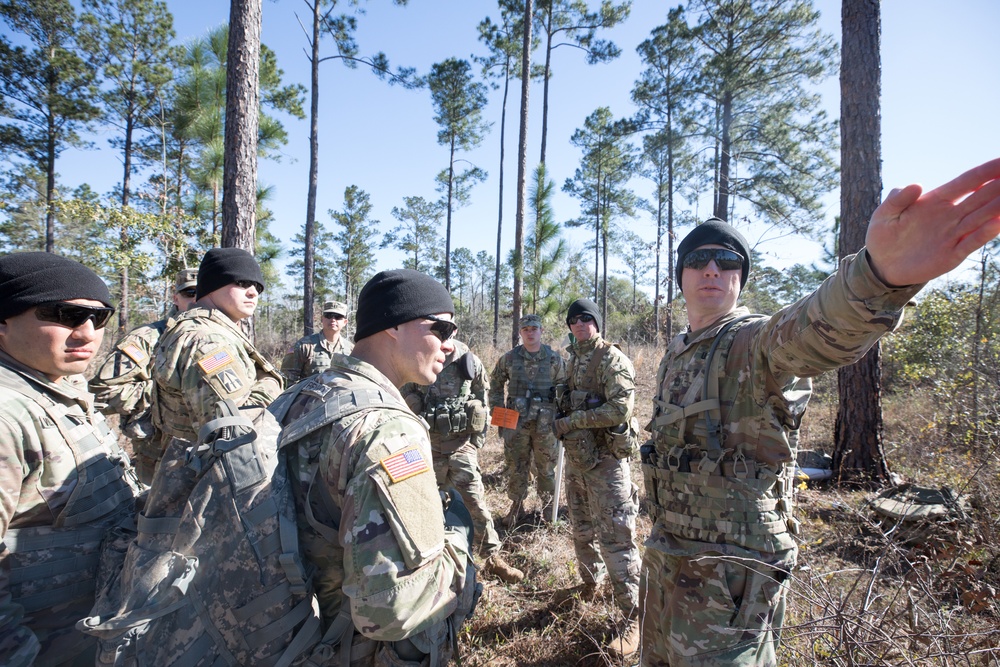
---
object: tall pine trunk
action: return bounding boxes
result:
[512,0,533,347]
[222,0,261,252]
[833,0,890,486]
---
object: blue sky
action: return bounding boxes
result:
[43,0,1000,293]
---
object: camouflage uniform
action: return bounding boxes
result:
[153,306,283,445]
[488,342,564,508]
[280,330,354,383]
[89,310,174,484]
[402,341,500,557]
[0,350,140,667]
[558,334,641,616]
[279,354,473,665]
[640,250,923,666]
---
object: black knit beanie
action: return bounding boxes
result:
[566,298,602,333]
[196,247,265,299]
[354,269,454,342]
[0,252,113,321]
[676,217,751,290]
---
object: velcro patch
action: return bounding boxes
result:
[380,447,429,483]
[120,343,149,365]
[198,348,235,374]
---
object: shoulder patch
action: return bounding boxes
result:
[120,342,149,365]
[380,446,430,483]
[197,348,235,374]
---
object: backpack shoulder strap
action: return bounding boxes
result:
[579,339,612,395]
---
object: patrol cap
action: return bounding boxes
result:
[0,251,113,321]
[175,268,198,292]
[354,269,454,342]
[323,300,348,317]
[519,314,542,328]
[196,247,265,299]
[676,217,751,290]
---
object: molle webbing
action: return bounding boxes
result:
[0,371,134,529]
[508,350,555,403]
[644,314,800,552]
[570,339,611,395]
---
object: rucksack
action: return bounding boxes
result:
[78,394,354,666]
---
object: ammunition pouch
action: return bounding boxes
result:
[607,417,641,460]
[507,396,556,434]
[423,397,482,438]
[561,427,600,471]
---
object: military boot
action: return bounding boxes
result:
[482,553,524,584]
[501,501,523,528]
[606,617,641,657]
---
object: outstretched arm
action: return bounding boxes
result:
[866,157,1000,287]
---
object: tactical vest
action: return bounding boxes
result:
[644,314,800,553]
[0,368,138,621]
[504,347,558,421]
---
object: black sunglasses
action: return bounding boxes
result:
[682,248,744,272]
[178,288,197,298]
[34,301,115,330]
[567,313,595,326]
[323,312,346,320]
[424,315,458,342]
[234,279,264,293]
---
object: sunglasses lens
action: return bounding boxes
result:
[179,288,197,298]
[429,321,457,342]
[35,302,115,329]
[569,314,594,325]
[684,249,743,271]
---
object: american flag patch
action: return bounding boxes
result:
[380,447,429,483]
[197,348,235,374]
[120,343,149,365]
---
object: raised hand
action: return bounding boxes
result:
[866,157,1000,287]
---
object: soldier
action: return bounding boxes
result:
[488,314,565,527]
[403,340,525,584]
[639,157,1000,666]
[90,267,198,484]
[280,299,354,383]
[153,248,283,451]
[553,298,641,657]
[277,269,477,665]
[0,252,141,666]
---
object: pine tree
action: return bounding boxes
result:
[381,195,443,273]
[329,185,379,308]
[524,164,566,316]
[426,58,490,291]
[0,0,100,252]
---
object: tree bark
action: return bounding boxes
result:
[833,0,889,486]
[511,0,533,347]
[302,0,321,337]
[222,0,262,252]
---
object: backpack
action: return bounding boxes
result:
[78,393,355,667]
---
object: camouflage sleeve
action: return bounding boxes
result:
[487,354,509,409]
[0,415,42,667]
[279,340,307,384]
[340,414,468,641]
[177,335,257,434]
[89,333,156,417]
[568,347,635,430]
[756,249,925,380]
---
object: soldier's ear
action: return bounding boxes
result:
[457,352,476,381]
